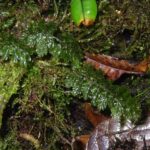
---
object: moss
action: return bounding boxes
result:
[0,0,40,31]
[76,0,150,58]
[0,0,150,149]
[11,61,74,149]
[0,131,22,150]
[0,62,25,128]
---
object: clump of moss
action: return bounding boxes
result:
[10,61,74,149]
[0,62,25,128]
[0,131,22,150]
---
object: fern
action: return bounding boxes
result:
[21,21,82,67]
[65,65,141,121]
[20,22,58,57]
[0,32,31,65]
[0,21,82,67]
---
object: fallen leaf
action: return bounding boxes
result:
[76,135,90,145]
[75,103,110,149]
[83,103,109,127]
[75,104,150,150]
[86,115,150,150]
[85,53,149,80]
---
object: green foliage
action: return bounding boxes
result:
[71,0,97,26]
[0,21,82,67]
[0,32,31,65]
[65,65,141,120]
[21,22,58,57]
[0,62,25,128]
[21,21,82,67]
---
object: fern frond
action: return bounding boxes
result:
[0,32,31,65]
[21,22,82,66]
[65,65,141,121]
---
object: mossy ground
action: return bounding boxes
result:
[0,0,150,149]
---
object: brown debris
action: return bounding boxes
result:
[83,103,109,127]
[85,53,149,80]
[76,104,150,150]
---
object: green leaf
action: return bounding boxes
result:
[71,0,97,26]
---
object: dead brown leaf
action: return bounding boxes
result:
[85,53,149,80]
[86,114,150,150]
[76,103,150,150]
[83,103,109,127]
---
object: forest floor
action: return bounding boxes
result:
[0,0,150,149]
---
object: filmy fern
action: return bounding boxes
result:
[65,65,141,121]
[21,22,82,67]
[0,21,82,67]
[0,32,31,66]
